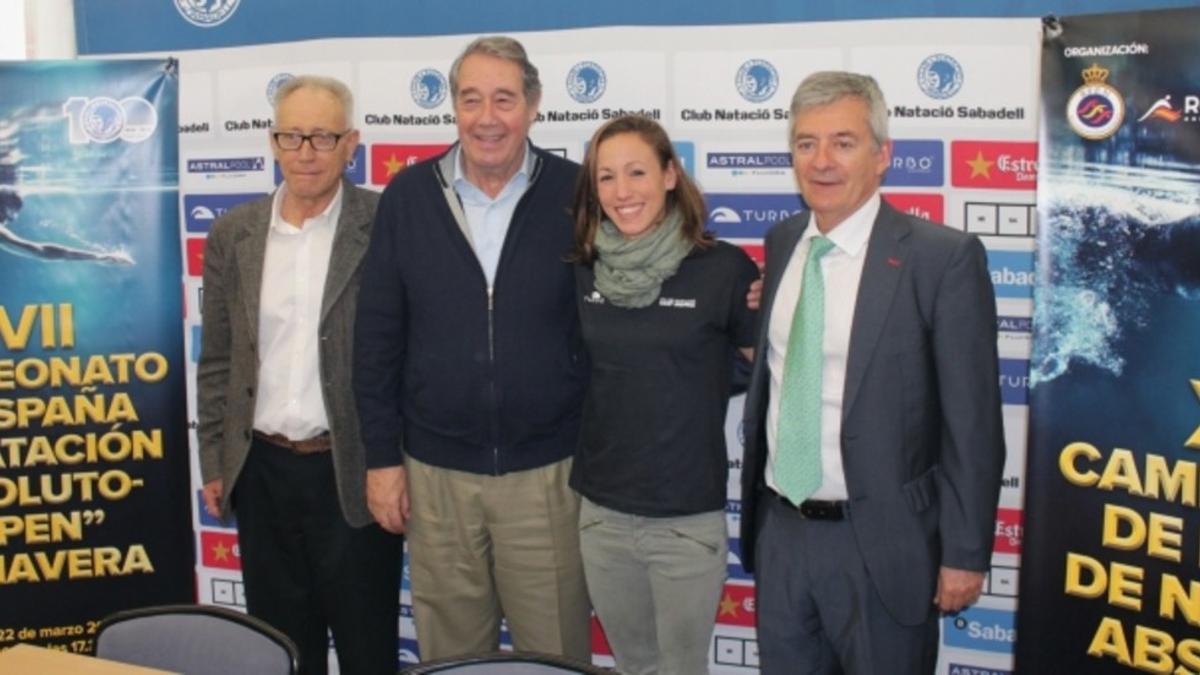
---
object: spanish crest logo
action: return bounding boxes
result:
[1066,63,1125,140]
[265,73,294,107]
[917,54,964,99]
[735,59,778,103]
[411,68,448,109]
[566,62,606,104]
[174,0,240,27]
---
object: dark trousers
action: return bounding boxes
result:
[754,495,938,675]
[234,437,401,675]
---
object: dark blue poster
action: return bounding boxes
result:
[0,60,191,653]
[1019,7,1200,673]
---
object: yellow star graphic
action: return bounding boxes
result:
[967,151,994,179]
[718,592,739,618]
[384,154,404,178]
[212,540,229,561]
[1186,379,1200,450]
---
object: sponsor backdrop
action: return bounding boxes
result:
[79,5,1042,674]
[1018,7,1200,674]
[0,60,192,653]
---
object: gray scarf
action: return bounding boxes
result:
[593,209,691,308]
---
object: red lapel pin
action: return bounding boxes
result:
[887,257,902,267]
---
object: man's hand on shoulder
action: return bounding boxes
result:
[367,465,409,534]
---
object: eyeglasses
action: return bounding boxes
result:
[271,130,350,152]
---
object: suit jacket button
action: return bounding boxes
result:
[246,387,253,397]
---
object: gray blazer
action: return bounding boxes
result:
[197,181,379,527]
[739,200,1005,625]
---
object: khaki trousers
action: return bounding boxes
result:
[405,455,592,661]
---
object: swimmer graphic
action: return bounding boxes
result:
[0,129,134,265]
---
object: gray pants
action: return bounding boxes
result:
[754,496,939,674]
[579,498,728,675]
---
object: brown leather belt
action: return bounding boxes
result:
[253,430,332,454]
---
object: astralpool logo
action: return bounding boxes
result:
[187,156,265,174]
[706,193,805,239]
[986,249,1035,298]
[997,315,1032,334]
[707,152,791,170]
[884,140,944,187]
[943,607,1016,654]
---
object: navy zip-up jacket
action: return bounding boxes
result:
[353,144,586,475]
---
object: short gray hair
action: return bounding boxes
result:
[788,71,888,148]
[449,36,542,104]
[272,75,355,128]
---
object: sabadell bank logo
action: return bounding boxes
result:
[411,68,448,109]
[266,73,294,107]
[174,0,241,27]
[735,59,778,103]
[566,62,607,104]
[917,54,964,100]
[62,96,158,144]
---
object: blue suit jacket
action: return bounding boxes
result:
[739,200,1005,625]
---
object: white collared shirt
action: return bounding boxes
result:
[451,144,533,286]
[252,182,343,440]
[765,193,881,501]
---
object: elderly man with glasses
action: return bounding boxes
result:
[197,75,401,675]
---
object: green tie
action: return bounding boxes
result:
[775,236,835,505]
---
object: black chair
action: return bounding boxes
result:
[94,604,300,675]
[400,651,614,674]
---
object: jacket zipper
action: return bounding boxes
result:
[488,286,499,474]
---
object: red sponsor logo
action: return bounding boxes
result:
[186,238,206,277]
[590,615,613,656]
[371,144,450,185]
[200,531,241,570]
[716,583,756,628]
[950,141,1038,190]
[994,507,1023,554]
[882,193,945,225]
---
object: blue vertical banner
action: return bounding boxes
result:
[0,60,191,652]
[1019,7,1200,674]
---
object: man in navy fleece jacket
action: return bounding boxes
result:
[352,36,592,661]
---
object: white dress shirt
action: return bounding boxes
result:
[765,193,881,501]
[251,182,342,440]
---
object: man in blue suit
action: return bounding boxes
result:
[739,71,1005,674]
